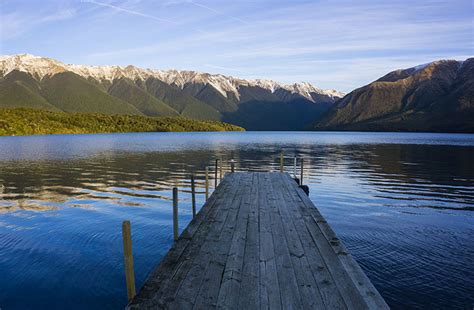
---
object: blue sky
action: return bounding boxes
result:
[1,0,472,92]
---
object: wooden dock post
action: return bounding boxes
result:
[219,159,223,180]
[122,220,136,302]
[191,175,196,218]
[230,159,235,173]
[205,167,209,200]
[280,151,284,173]
[300,158,304,186]
[293,156,297,177]
[214,159,218,188]
[172,187,178,241]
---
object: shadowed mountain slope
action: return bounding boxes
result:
[314,58,474,132]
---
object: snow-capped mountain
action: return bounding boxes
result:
[0,53,346,130]
[0,54,343,102]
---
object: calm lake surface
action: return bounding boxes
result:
[0,132,473,309]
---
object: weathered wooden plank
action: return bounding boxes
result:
[266,173,304,310]
[128,175,235,309]
[275,173,347,309]
[129,174,242,309]
[291,195,370,308]
[278,173,387,309]
[165,174,244,308]
[291,179,389,309]
[257,174,282,310]
[215,173,251,308]
[269,174,326,309]
[237,173,260,309]
[192,174,250,308]
[170,173,246,308]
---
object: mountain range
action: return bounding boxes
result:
[0,54,343,131]
[315,58,473,132]
[1,54,472,132]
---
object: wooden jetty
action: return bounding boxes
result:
[127,172,388,309]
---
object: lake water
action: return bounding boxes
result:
[0,132,473,309]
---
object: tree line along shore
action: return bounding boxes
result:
[0,108,244,136]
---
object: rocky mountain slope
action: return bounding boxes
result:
[314,58,474,132]
[0,54,343,130]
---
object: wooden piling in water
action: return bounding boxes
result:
[214,159,218,188]
[172,187,178,241]
[300,158,304,186]
[230,159,235,173]
[280,151,284,173]
[219,159,223,180]
[293,156,297,177]
[122,220,136,302]
[191,175,196,218]
[205,167,209,200]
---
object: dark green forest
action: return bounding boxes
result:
[0,108,244,136]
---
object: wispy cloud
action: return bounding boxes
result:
[81,0,177,24]
[187,0,249,25]
[80,0,216,34]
